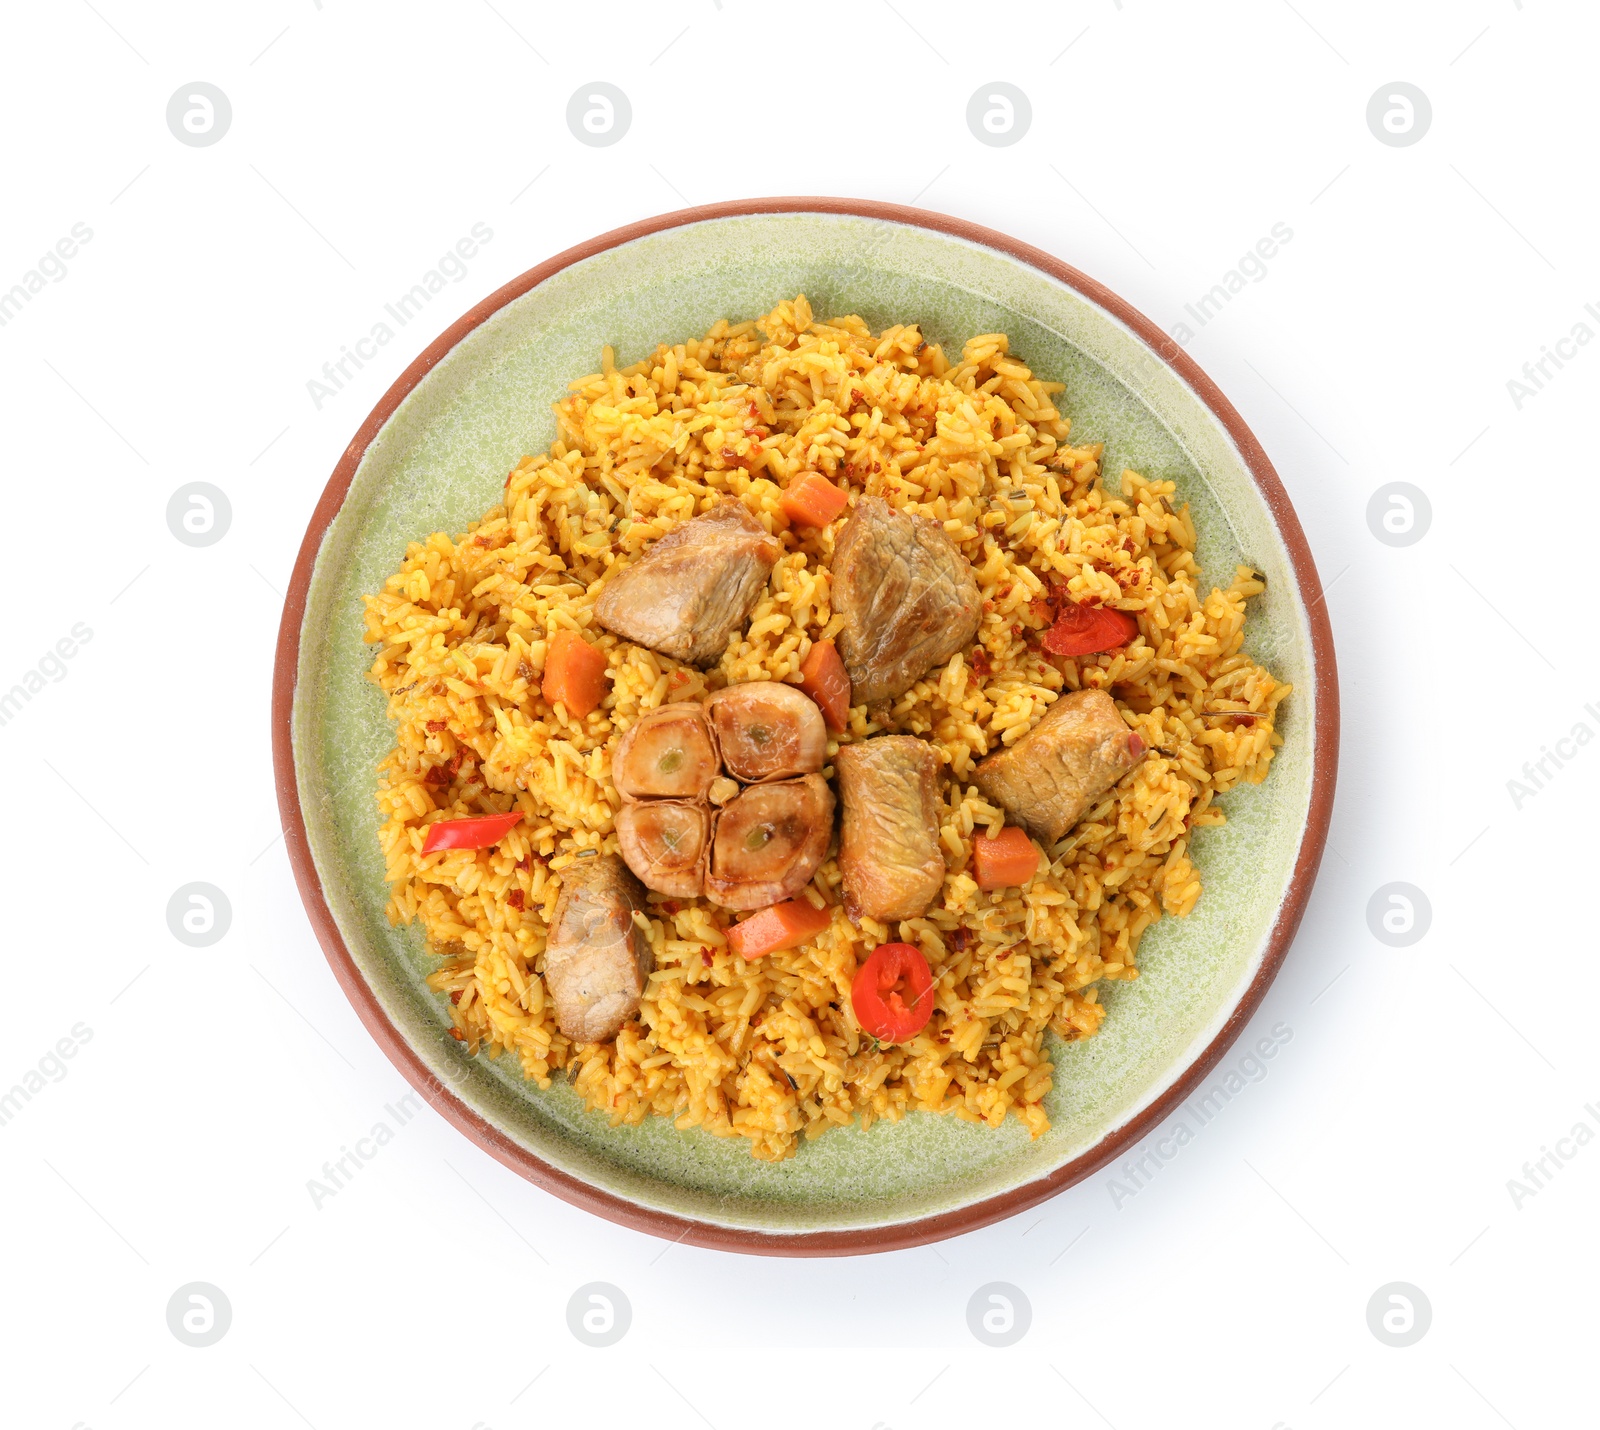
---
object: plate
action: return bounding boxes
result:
[272,199,1337,1254]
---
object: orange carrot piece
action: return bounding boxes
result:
[798,639,851,733]
[541,630,609,718]
[973,826,1040,890]
[726,898,833,960]
[780,473,849,528]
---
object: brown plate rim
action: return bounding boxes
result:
[271,196,1339,1257]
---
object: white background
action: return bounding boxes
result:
[2,2,1594,1426]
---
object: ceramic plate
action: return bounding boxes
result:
[272,199,1337,1254]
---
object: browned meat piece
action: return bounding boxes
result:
[830,496,982,704]
[835,736,946,923]
[706,681,827,784]
[611,704,719,801]
[594,501,781,666]
[543,854,653,1043]
[705,774,835,910]
[973,689,1147,844]
[615,801,708,898]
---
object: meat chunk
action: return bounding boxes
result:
[611,704,719,801]
[543,854,653,1043]
[972,689,1146,844]
[835,736,946,923]
[595,500,780,666]
[706,681,827,784]
[830,496,982,704]
[615,801,708,899]
[705,774,835,911]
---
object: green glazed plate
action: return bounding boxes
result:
[273,200,1337,1255]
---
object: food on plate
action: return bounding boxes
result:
[366,295,1290,1161]
[610,703,719,801]
[834,736,945,923]
[796,638,851,733]
[542,854,653,1043]
[973,689,1148,844]
[830,495,982,705]
[594,499,780,665]
[971,825,1040,891]
[705,774,835,910]
[614,801,708,899]
[851,942,935,1045]
[706,680,827,783]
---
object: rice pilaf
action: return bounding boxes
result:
[363,296,1289,1162]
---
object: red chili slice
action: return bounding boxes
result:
[850,942,935,1044]
[421,812,523,853]
[1041,599,1139,657]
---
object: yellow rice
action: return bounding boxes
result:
[362,296,1289,1162]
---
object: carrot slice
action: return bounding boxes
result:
[798,639,851,733]
[726,898,833,960]
[541,630,609,718]
[780,473,849,528]
[973,826,1040,890]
